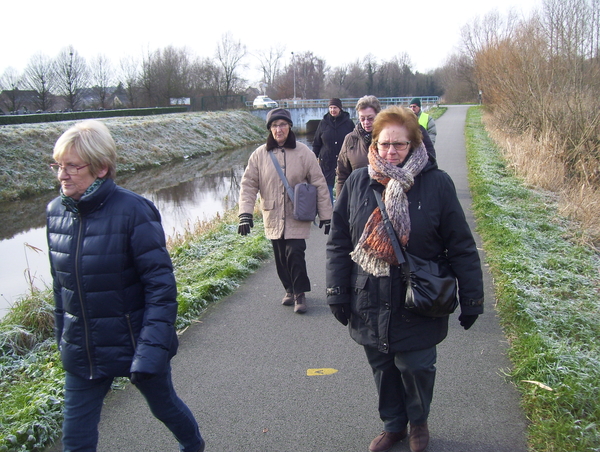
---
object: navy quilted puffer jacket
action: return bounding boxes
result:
[46,179,179,379]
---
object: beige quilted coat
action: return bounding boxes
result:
[238,142,332,239]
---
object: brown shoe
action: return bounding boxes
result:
[368,429,407,452]
[409,422,429,452]
[293,292,307,313]
[282,293,294,306]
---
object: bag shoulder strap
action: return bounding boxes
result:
[373,189,407,266]
[373,189,414,304]
[269,150,294,203]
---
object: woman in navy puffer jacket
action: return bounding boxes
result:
[46,120,204,452]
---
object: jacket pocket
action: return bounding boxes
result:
[261,199,275,211]
[350,273,377,328]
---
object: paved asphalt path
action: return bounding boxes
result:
[46,105,529,452]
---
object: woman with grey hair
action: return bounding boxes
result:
[336,96,437,197]
[335,95,382,197]
[47,120,204,452]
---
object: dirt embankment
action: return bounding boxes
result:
[0,111,266,202]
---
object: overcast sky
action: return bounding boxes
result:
[2,0,542,89]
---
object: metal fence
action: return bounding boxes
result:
[245,96,439,110]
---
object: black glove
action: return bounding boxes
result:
[319,220,331,235]
[130,372,155,385]
[238,213,254,236]
[458,314,479,330]
[330,303,351,326]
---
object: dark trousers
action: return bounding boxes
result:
[271,238,311,294]
[62,365,203,452]
[364,345,437,432]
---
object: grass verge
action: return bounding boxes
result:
[466,107,600,451]
[0,210,271,452]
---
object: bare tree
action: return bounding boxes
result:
[362,54,379,95]
[437,53,478,103]
[215,32,247,108]
[372,53,414,97]
[324,64,351,98]
[90,54,113,109]
[54,46,89,110]
[155,46,193,104]
[23,53,56,112]
[292,51,326,99]
[190,56,220,94]
[0,67,24,112]
[255,45,286,96]
[119,56,140,107]
[140,49,159,107]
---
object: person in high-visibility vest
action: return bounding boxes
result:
[409,98,437,144]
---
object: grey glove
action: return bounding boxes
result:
[238,213,254,236]
[319,220,331,235]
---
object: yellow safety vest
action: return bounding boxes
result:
[418,112,429,130]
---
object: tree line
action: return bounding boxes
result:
[0,32,453,114]
[456,0,600,188]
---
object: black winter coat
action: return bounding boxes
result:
[47,179,179,379]
[325,159,484,353]
[312,110,355,186]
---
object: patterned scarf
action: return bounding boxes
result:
[61,178,105,213]
[350,142,429,277]
[357,123,372,147]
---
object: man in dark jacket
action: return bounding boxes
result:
[312,98,355,203]
[47,120,204,452]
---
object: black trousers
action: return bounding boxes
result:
[271,238,311,294]
[364,345,437,432]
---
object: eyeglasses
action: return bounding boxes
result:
[359,116,375,123]
[376,141,411,152]
[50,163,91,175]
[271,122,290,130]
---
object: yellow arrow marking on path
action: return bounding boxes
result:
[307,368,338,376]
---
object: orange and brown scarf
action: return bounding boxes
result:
[350,142,428,276]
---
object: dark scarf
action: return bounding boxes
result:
[267,129,297,151]
[60,178,105,214]
[357,122,372,147]
[350,142,428,277]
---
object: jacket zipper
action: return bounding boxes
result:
[74,215,94,379]
[282,148,288,232]
[125,313,137,351]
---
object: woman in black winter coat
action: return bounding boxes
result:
[312,98,355,203]
[46,120,204,452]
[325,107,483,452]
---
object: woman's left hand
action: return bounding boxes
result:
[319,220,331,235]
[458,314,478,330]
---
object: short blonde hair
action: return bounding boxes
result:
[53,120,117,179]
[371,106,423,149]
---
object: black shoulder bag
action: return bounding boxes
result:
[373,189,458,317]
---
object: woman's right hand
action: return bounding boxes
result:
[330,303,351,326]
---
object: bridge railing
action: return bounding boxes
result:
[245,96,439,110]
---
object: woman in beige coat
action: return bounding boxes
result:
[238,108,332,313]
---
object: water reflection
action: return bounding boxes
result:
[0,137,312,317]
[0,142,260,316]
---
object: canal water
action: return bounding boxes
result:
[0,137,312,318]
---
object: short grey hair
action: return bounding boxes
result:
[355,95,381,114]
